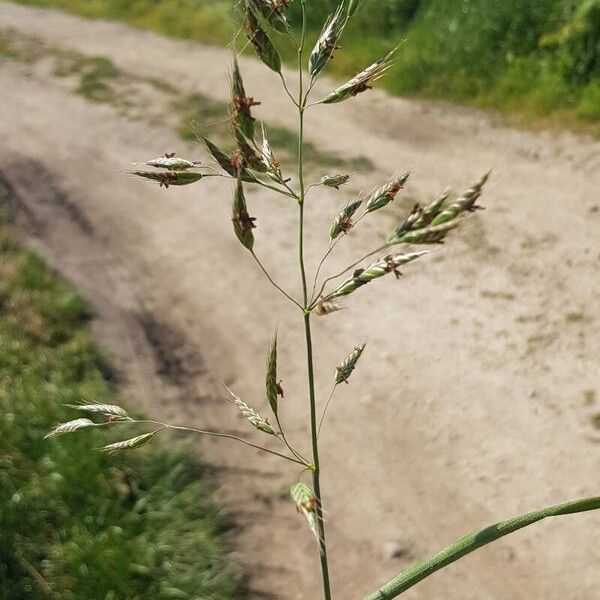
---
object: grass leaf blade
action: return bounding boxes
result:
[363,496,600,600]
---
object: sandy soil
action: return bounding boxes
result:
[1,3,599,599]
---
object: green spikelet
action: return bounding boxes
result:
[244,8,282,73]
[330,200,362,239]
[321,174,351,189]
[225,386,276,435]
[67,403,129,420]
[321,48,397,104]
[45,418,95,439]
[335,342,367,385]
[266,330,279,415]
[101,432,157,453]
[232,178,256,251]
[429,172,489,226]
[328,251,428,299]
[291,483,320,543]
[133,171,204,188]
[246,0,291,34]
[365,172,410,213]
[309,4,345,79]
[203,138,257,183]
[231,56,257,141]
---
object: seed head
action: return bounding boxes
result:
[203,138,257,183]
[67,403,129,420]
[315,297,344,316]
[244,7,282,73]
[232,178,256,251]
[231,57,259,141]
[291,483,320,543]
[365,172,410,213]
[330,199,362,239]
[245,0,291,34]
[322,174,351,189]
[133,171,204,188]
[146,154,200,171]
[347,0,365,17]
[101,432,157,453]
[327,251,429,299]
[261,125,284,183]
[45,418,95,439]
[388,172,490,245]
[410,191,450,230]
[234,129,268,173]
[321,48,397,104]
[393,220,459,245]
[266,330,279,416]
[429,171,490,226]
[225,385,276,435]
[335,342,367,385]
[309,5,345,79]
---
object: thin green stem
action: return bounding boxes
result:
[297,3,333,597]
[311,242,392,308]
[275,414,310,465]
[279,72,300,108]
[250,250,303,310]
[303,313,332,599]
[317,384,337,438]
[134,420,306,466]
[253,178,298,199]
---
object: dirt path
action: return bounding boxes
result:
[1,3,599,599]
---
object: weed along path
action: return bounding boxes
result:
[1,3,600,599]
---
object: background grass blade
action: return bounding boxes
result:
[363,496,600,600]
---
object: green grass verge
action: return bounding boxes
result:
[0,189,241,599]
[10,0,599,135]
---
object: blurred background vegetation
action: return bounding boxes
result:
[0,195,241,599]
[12,0,600,131]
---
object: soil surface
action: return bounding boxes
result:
[1,3,599,599]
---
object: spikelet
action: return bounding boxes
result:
[291,483,320,543]
[234,129,267,173]
[203,138,257,183]
[321,174,351,189]
[133,171,203,188]
[335,342,367,385]
[45,418,95,438]
[244,7,282,73]
[266,330,279,415]
[145,155,199,171]
[327,251,428,299]
[246,0,291,34]
[330,200,362,239]
[391,220,459,245]
[231,57,259,141]
[67,403,129,420]
[309,4,345,79]
[101,432,156,453]
[365,172,410,213]
[388,173,489,245]
[321,48,397,104]
[429,171,490,226]
[346,0,365,17]
[225,386,276,435]
[315,297,344,316]
[410,191,450,230]
[232,178,256,251]
[261,125,284,183]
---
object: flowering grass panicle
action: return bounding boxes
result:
[47,3,600,600]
